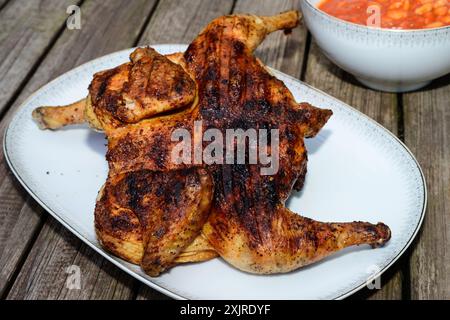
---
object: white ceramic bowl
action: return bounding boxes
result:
[300,0,450,92]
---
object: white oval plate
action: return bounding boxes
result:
[4,44,426,300]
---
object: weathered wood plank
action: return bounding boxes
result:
[135,285,170,301]
[7,217,136,300]
[0,186,45,296]
[1,0,158,299]
[404,76,450,299]
[304,41,403,299]
[233,0,307,77]
[0,0,78,116]
[138,0,234,45]
[134,0,235,299]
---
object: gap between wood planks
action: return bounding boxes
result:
[0,0,11,13]
[396,93,412,300]
[133,0,161,48]
[395,93,412,301]
[0,0,84,123]
[299,32,311,82]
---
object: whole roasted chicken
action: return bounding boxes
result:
[32,11,390,277]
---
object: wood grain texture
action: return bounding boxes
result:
[404,76,450,299]
[233,0,306,77]
[138,0,234,45]
[0,0,78,115]
[7,217,136,300]
[0,185,44,297]
[134,0,235,299]
[1,0,157,299]
[304,41,403,300]
[0,0,10,11]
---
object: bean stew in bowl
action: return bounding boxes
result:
[300,0,450,92]
[318,0,449,29]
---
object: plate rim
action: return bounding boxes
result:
[3,44,427,300]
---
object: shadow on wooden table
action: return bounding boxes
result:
[326,61,450,94]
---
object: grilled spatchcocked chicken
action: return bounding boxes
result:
[32,11,391,277]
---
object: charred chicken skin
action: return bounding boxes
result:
[32,11,391,276]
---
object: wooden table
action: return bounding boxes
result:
[0,0,448,300]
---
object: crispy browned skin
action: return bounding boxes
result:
[90,48,195,129]
[32,10,391,276]
[95,168,214,276]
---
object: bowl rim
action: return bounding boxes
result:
[303,0,450,33]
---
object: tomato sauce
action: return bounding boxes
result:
[317,0,450,29]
